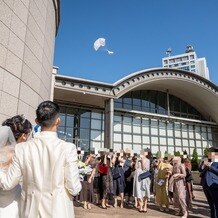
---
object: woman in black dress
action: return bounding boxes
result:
[112,157,126,208]
[98,154,113,209]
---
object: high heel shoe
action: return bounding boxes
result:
[138,208,143,213]
[181,211,188,218]
[101,205,107,209]
[87,204,91,210]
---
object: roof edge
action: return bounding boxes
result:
[113,67,218,91]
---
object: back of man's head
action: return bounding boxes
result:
[36,101,60,128]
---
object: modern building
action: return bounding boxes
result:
[0,0,60,123]
[0,1,217,158]
[162,46,210,80]
[53,67,218,157]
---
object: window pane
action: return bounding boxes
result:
[123,124,132,133]
[66,127,73,138]
[80,118,91,128]
[123,116,132,123]
[168,138,174,146]
[123,143,132,150]
[90,130,101,140]
[175,130,181,137]
[196,140,202,148]
[80,111,91,118]
[168,146,174,154]
[182,139,188,146]
[58,126,66,139]
[195,132,201,140]
[80,129,90,140]
[91,119,101,130]
[66,115,74,127]
[175,138,181,146]
[133,135,141,143]
[133,125,141,134]
[114,123,122,132]
[91,112,101,119]
[160,137,167,145]
[123,134,132,143]
[151,136,158,145]
[91,141,101,151]
[189,140,195,147]
[114,133,122,142]
[151,127,158,135]
[114,143,122,152]
[114,115,122,122]
[202,132,207,140]
[142,126,149,134]
[167,129,173,137]
[79,139,89,151]
[182,131,188,138]
[142,136,150,144]
[133,144,141,154]
[152,146,159,154]
[60,114,66,126]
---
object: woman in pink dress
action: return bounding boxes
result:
[172,156,188,218]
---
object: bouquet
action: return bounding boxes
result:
[77,160,93,181]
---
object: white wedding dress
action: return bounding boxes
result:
[0,126,20,218]
[0,186,21,218]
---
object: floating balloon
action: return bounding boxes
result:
[93,38,114,55]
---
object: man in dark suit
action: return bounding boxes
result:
[199,147,218,218]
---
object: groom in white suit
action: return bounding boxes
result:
[0,101,81,218]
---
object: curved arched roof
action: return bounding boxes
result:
[112,68,218,123]
[54,67,218,123]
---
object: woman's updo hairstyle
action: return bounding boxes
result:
[2,115,32,141]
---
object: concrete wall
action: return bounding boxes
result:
[0,0,59,123]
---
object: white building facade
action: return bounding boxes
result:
[54,68,218,158]
[162,47,210,80]
[0,0,60,123]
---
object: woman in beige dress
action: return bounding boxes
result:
[172,157,188,218]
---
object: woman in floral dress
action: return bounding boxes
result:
[172,156,188,218]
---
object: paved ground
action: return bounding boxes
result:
[74,185,210,218]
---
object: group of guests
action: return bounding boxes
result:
[153,156,193,218]
[0,101,218,218]
[75,149,197,218]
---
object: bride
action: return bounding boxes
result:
[0,115,32,218]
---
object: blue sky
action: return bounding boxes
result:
[54,0,218,85]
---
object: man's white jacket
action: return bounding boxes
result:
[0,131,81,218]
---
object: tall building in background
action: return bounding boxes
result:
[0,0,60,123]
[162,46,210,80]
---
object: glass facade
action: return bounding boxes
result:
[113,113,214,157]
[56,89,218,157]
[114,90,206,120]
[58,106,104,152]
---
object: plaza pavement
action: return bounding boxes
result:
[74,185,210,218]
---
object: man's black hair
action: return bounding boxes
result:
[36,101,60,127]
[208,147,218,152]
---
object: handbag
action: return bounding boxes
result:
[138,171,151,180]
[113,172,121,180]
